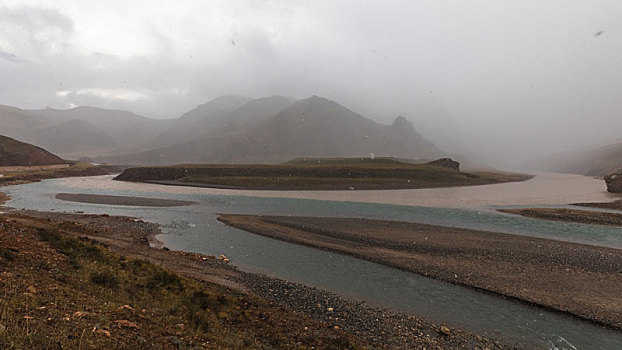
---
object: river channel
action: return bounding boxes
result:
[2,174,621,349]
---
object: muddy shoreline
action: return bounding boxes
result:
[218,214,622,330]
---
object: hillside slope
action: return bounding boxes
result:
[545,142,622,177]
[0,135,66,166]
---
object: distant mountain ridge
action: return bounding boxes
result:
[0,135,66,166]
[544,141,622,177]
[152,95,296,147]
[101,96,443,165]
[0,104,173,158]
[1,95,443,165]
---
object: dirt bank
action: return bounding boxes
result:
[218,214,622,330]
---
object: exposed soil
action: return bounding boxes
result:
[55,193,196,207]
[218,214,622,330]
[499,208,622,226]
[0,208,513,349]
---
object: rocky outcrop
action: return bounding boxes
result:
[605,172,622,193]
[426,158,460,171]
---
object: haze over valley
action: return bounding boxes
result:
[2,2,622,349]
[2,1,622,169]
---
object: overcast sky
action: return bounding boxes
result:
[1,0,621,168]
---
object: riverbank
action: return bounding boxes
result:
[0,207,512,349]
[0,162,125,187]
[218,214,622,330]
[499,208,622,226]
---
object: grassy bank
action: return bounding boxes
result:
[114,158,532,190]
[0,219,363,349]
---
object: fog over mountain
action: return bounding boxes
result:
[1,1,622,169]
[103,96,441,165]
[0,95,443,165]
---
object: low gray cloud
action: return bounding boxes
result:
[1,1,621,169]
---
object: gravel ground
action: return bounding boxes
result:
[219,214,622,330]
[236,271,516,349]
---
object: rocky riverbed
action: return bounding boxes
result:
[219,214,622,330]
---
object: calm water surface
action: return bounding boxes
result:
[3,174,622,349]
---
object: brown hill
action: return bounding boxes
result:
[0,135,66,166]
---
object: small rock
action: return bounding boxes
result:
[26,286,37,294]
[169,335,183,348]
[439,325,451,336]
[93,329,111,337]
[119,304,134,311]
[113,320,139,329]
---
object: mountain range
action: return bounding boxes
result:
[0,95,443,165]
[543,141,622,177]
[0,104,172,158]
